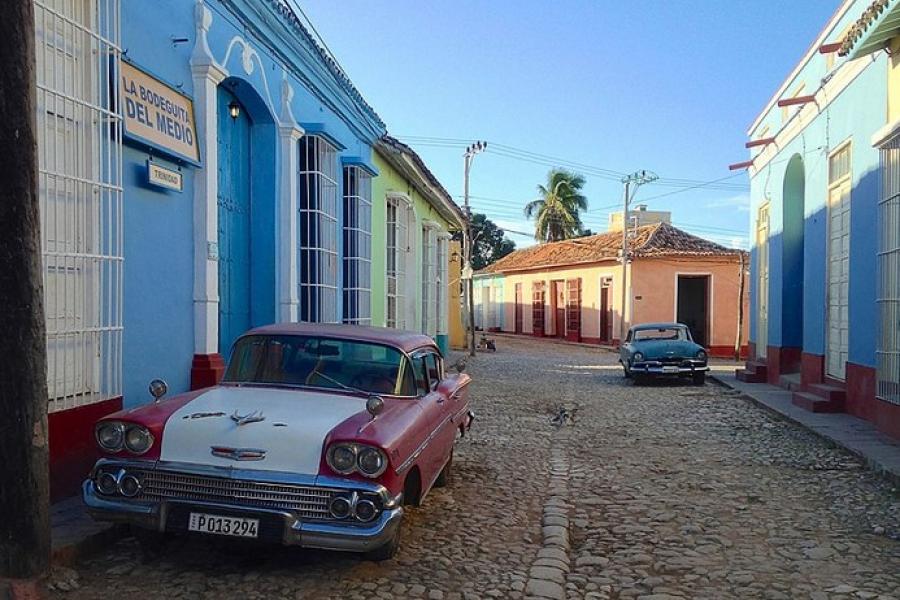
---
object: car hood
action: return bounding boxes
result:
[159,386,367,475]
[631,340,703,359]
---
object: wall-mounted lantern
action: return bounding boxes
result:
[228,100,241,120]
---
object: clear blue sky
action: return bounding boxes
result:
[301,1,839,249]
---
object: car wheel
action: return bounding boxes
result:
[363,522,402,561]
[632,373,645,386]
[692,372,706,386]
[434,451,453,488]
[622,363,632,379]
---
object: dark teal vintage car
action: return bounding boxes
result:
[619,323,709,385]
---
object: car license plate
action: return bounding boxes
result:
[662,366,679,373]
[188,512,259,538]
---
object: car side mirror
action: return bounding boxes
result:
[366,395,384,418]
[149,379,168,402]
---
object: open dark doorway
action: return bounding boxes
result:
[677,275,710,348]
[514,283,523,334]
[600,277,612,343]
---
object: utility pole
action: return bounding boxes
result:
[0,0,51,593]
[618,170,658,345]
[462,141,486,357]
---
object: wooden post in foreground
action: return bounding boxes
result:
[0,0,51,591]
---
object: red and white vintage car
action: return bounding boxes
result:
[83,324,473,560]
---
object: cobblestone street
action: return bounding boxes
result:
[51,337,900,599]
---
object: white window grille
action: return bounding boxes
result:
[422,226,438,337]
[342,166,371,324]
[36,0,123,412]
[298,135,339,323]
[878,137,900,405]
[386,197,407,329]
[437,235,449,335]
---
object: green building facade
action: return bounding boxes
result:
[370,136,466,354]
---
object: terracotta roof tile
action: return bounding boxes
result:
[480,222,744,274]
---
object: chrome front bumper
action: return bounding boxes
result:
[83,463,404,553]
[631,362,709,375]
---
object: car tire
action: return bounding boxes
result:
[434,452,453,487]
[692,372,706,386]
[363,523,402,561]
[632,373,645,386]
[623,363,632,379]
[132,526,166,562]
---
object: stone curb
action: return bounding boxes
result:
[525,434,572,600]
[51,524,126,567]
[710,374,900,488]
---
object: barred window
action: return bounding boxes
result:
[342,166,372,324]
[421,226,437,337]
[36,0,123,411]
[878,139,900,405]
[298,135,339,323]
[386,197,407,329]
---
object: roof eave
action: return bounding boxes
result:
[844,0,900,58]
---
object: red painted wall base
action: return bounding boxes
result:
[846,362,900,439]
[49,396,122,501]
[801,352,825,388]
[566,331,581,343]
[708,345,749,359]
[765,345,802,384]
[190,353,225,390]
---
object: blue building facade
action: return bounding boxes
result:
[120,0,385,405]
[738,0,900,440]
[36,0,388,497]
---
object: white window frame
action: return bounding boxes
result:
[342,165,372,325]
[877,135,900,405]
[298,135,339,323]
[437,234,450,336]
[386,194,408,329]
[421,223,438,337]
[36,0,123,412]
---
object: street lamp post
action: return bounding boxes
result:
[463,141,487,357]
[618,170,658,345]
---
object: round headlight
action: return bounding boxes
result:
[124,425,154,454]
[329,495,352,519]
[96,422,124,452]
[355,499,378,522]
[96,471,119,495]
[633,352,644,362]
[357,447,387,477]
[328,445,357,474]
[696,350,707,360]
[119,473,141,497]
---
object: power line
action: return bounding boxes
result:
[399,135,750,192]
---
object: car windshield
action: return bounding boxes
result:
[223,335,415,396]
[633,327,687,341]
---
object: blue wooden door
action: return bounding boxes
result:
[217,88,252,356]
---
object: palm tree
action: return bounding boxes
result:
[524,169,588,242]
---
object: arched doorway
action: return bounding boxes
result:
[781,154,805,371]
[216,81,276,356]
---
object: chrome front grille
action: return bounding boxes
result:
[134,470,335,520]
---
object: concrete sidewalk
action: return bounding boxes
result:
[712,371,900,486]
[51,495,122,566]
